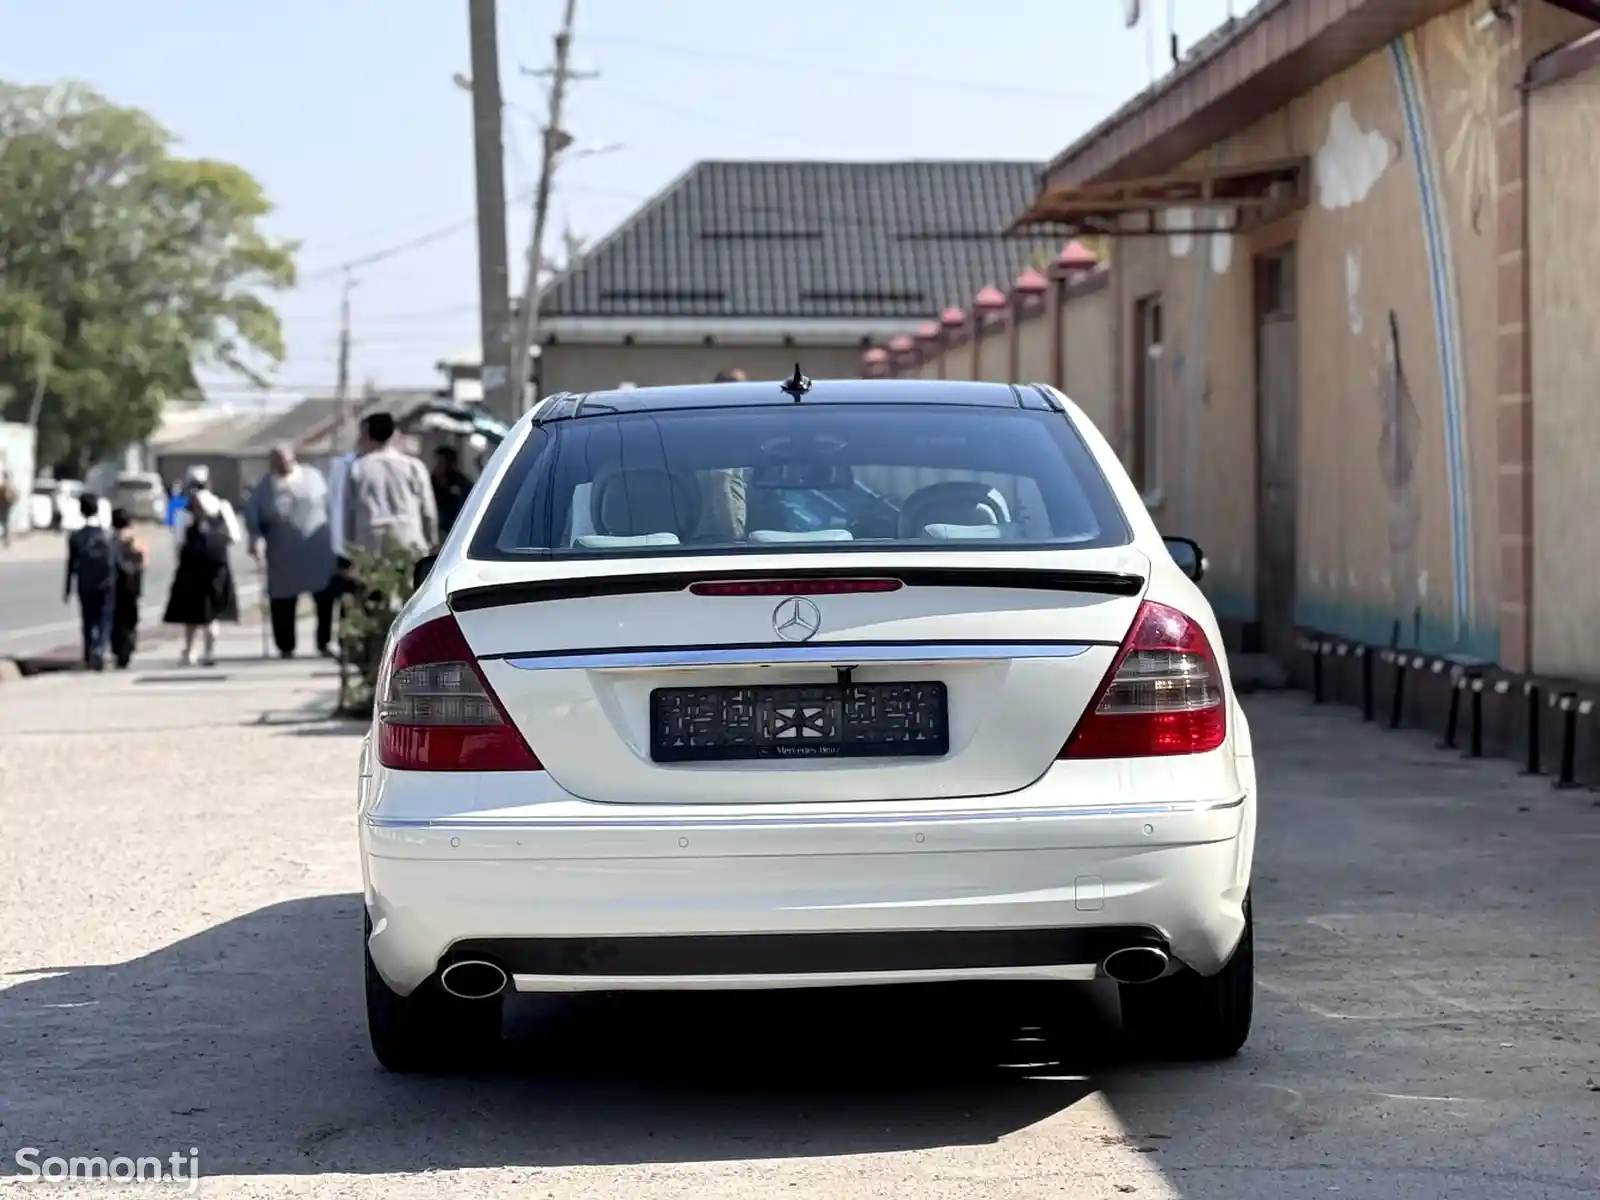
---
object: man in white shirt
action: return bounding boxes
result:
[341,413,437,557]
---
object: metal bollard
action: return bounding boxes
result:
[1523,681,1542,775]
[1359,646,1374,722]
[1554,693,1580,789]
[1388,651,1406,730]
[1441,671,1463,749]
[1467,676,1485,758]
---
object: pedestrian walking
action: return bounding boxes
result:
[243,445,337,659]
[62,492,115,671]
[163,479,186,527]
[163,465,242,667]
[109,507,147,670]
[341,413,438,560]
[430,445,474,540]
[0,469,16,549]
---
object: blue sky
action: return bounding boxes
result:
[0,0,1242,406]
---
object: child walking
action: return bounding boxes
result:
[63,493,116,671]
[109,507,148,669]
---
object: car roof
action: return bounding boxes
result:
[535,377,1062,424]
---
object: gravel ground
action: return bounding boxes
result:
[0,622,1596,1199]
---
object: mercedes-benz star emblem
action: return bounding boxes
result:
[772,596,822,642]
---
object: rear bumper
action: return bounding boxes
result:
[360,767,1253,995]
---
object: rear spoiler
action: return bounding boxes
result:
[450,565,1146,612]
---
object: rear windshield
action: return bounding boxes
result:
[470,402,1131,560]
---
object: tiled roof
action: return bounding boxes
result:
[542,160,1070,322]
[155,390,441,458]
[268,389,439,454]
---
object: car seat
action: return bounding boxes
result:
[586,468,703,545]
[896,481,1013,540]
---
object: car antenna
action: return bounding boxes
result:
[779,363,812,401]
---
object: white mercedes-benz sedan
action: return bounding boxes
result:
[358,374,1257,1072]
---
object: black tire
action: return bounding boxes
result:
[1119,894,1253,1061]
[364,912,503,1073]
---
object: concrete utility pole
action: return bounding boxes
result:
[467,0,515,424]
[509,0,594,415]
[333,273,354,454]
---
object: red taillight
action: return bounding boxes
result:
[1059,600,1226,759]
[376,615,542,772]
[689,578,904,597]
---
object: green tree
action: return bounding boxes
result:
[0,80,296,473]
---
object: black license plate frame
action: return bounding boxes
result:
[650,681,949,763]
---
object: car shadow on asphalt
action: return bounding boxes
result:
[0,893,1172,1177]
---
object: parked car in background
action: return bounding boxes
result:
[27,479,60,530]
[30,478,110,531]
[112,472,166,522]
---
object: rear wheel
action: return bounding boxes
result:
[1119,895,1253,1061]
[364,912,503,1073]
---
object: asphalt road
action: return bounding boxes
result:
[0,639,1595,1199]
[0,526,258,660]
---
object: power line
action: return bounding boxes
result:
[594,84,837,150]
[299,188,535,283]
[293,178,650,287]
[300,217,474,282]
[197,384,344,395]
[584,31,1114,104]
[278,300,481,325]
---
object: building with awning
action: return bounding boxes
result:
[873,0,1600,686]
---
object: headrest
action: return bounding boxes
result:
[747,529,855,543]
[897,481,1011,539]
[590,469,702,539]
[922,523,1006,540]
[574,533,681,550]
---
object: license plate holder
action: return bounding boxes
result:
[650,681,949,763]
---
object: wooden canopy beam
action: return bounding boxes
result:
[1008,156,1308,234]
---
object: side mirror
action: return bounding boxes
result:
[1162,535,1206,583]
[411,553,438,592]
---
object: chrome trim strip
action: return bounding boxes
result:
[510,964,1103,990]
[365,794,1244,831]
[500,641,1097,672]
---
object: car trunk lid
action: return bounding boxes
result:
[453,548,1149,804]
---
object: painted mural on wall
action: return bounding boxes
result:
[1302,34,1492,657]
[1388,30,1476,649]
[1377,309,1424,644]
[1438,13,1511,236]
[1314,101,1394,210]
[1345,251,1364,335]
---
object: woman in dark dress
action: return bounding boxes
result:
[162,465,242,666]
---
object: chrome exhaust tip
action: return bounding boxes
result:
[1101,946,1170,985]
[438,958,509,1000]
